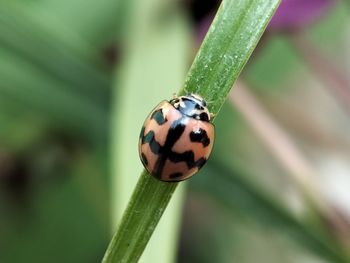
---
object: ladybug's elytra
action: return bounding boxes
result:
[139,94,215,182]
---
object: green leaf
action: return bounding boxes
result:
[0,3,110,107]
[183,0,279,114]
[103,0,281,262]
[104,171,179,263]
[0,49,107,142]
[0,3,111,142]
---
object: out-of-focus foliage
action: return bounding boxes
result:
[0,0,350,262]
[109,0,191,261]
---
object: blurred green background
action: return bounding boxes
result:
[1,0,350,262]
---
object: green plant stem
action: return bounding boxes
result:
[110,1,191,262]
[103,171,178,263]
[103,0,280,262]
[183,0,279,111]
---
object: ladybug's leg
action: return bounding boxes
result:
[183,87,189,96]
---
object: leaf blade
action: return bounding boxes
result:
[184,0,280,115]
[103,0,281,262]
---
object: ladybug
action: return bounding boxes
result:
[139,94,215,182]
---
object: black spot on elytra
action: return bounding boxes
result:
[153,119,186,178]
[142,130,161,154]
[139,126,145,139]
[196,157,207,169]
[199,112,209,122]
[168,150,207,169]
[190,128,210,147]
[141,153,148,166]
[140,116,209,180]
[151,109,167,125]
[169,172,183,179]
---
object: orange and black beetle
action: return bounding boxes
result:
[139,94,215,182]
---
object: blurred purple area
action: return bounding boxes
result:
[196,13,215,45]
[196,0,336,44]
[269,0,336,31]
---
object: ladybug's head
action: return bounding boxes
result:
[170,94,211,122]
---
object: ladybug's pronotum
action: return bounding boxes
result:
[139,94,215,182]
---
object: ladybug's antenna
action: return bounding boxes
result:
[205,98,215,105]
[183,86,190,96]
